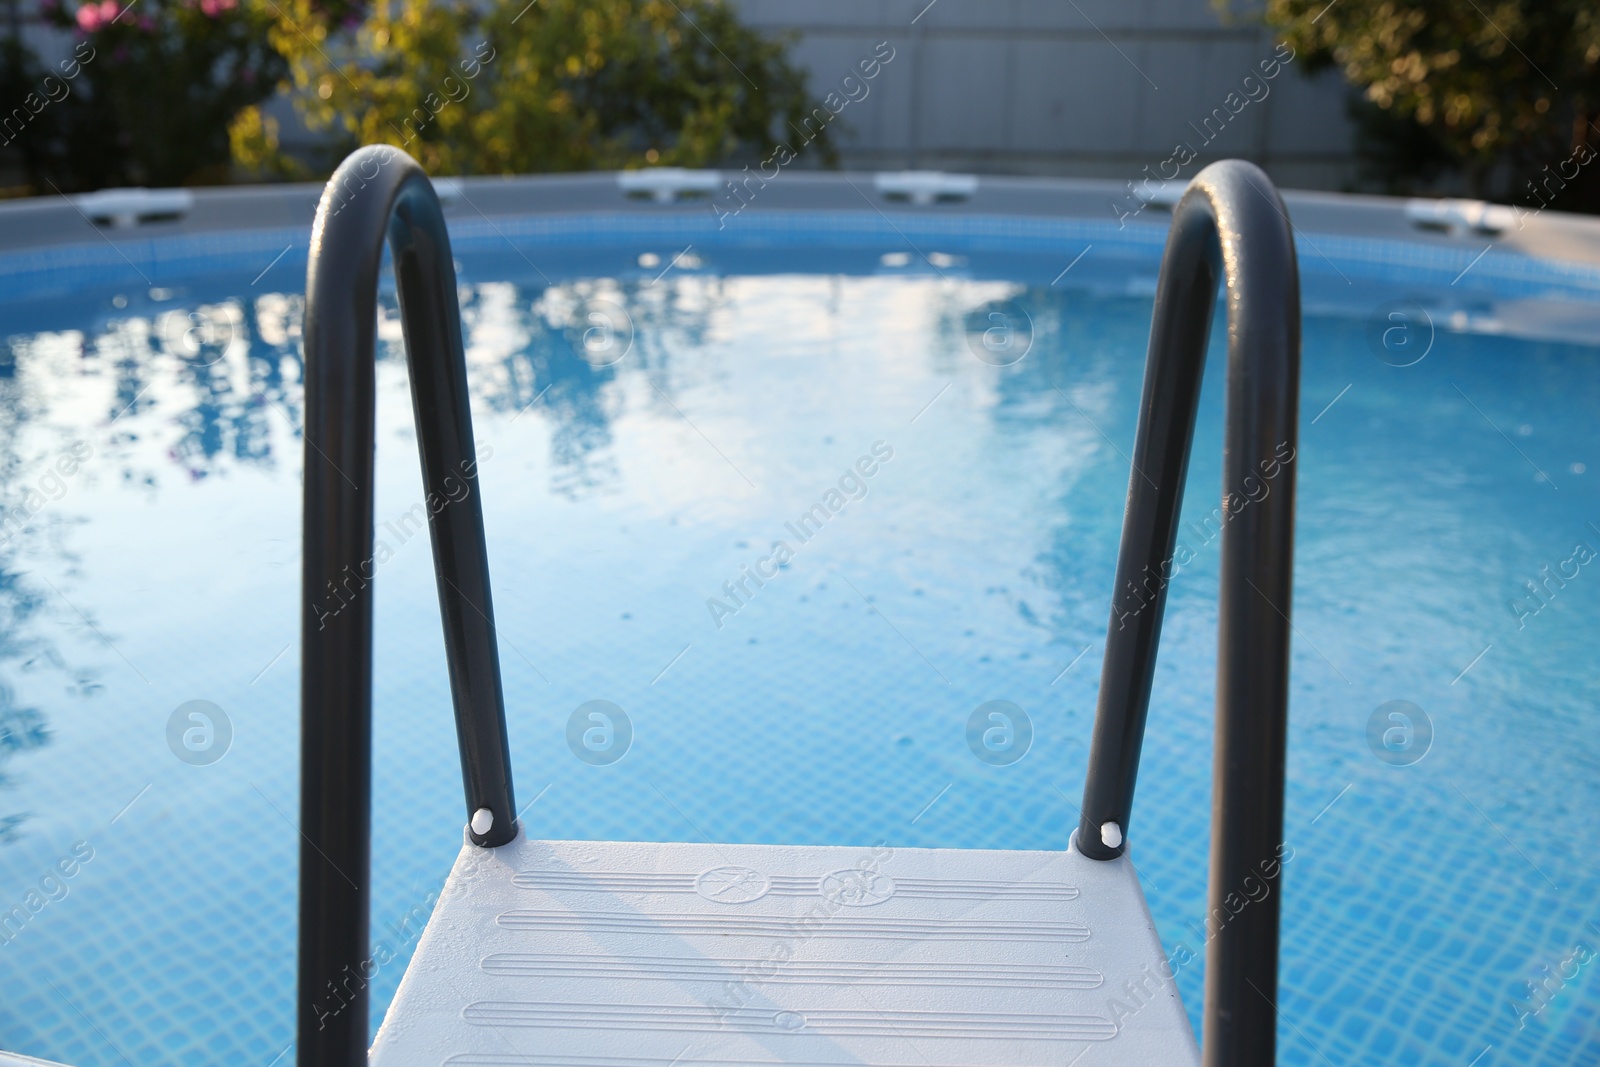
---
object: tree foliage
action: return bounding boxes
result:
[236,0,831,179]
[1,0,284,191]
[1254,0,1600,204]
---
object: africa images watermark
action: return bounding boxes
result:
[705,440,895,629]
[307,443,493,630]
[0,39,97,148]
[1107,843,1294,1030]
[0,440,95,548]
[1111,441,1295,631]
[324,39,497,218]
[1509,138,1599,228]
[710,41,897,229]
[0,839,95,948]
[1111,40,1296,228]
[703,842,896,1024]
[1510,529,1598,630]
[1508,926,1598,1032]
[309,879,445,1030]
[390,40,497,147]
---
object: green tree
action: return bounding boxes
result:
[1253,0,1600,207]
[236,0,832,179]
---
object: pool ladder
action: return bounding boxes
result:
[296,146,1299,1066]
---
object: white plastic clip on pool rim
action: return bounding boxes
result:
[70,187,195,228]
[871,170,979,205]
[615,168,723,203]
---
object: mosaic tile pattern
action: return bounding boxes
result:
[0,218,1596,1065]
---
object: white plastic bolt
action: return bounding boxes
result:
[470,807,494,836]
[1100,821,1123,849]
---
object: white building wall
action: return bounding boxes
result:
[730,0,1359,190]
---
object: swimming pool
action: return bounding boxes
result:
[0,178,1598,1066]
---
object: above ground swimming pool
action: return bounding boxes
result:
[0,173,1597,1066]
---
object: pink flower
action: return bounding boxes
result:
[74,0,120,31]
[199,0,236,15]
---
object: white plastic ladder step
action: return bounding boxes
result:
[371,834,1198,1066]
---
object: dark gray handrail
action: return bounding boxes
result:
[1076,159,1300,1066]
[298,145,517,1067]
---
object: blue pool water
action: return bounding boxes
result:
[0,207,1598,1066]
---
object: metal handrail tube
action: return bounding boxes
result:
[1076,159,1300,1066]
[298,145,517,1067]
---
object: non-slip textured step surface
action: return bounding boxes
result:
[370,834,1198,1066]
